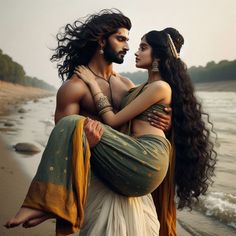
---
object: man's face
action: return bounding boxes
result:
[103,28,129,64]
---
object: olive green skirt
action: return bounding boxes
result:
[23,115,170,234]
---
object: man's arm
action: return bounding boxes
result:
[54,78,86,124]
[54,77,104,148]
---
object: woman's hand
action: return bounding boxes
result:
[74,65,97,86]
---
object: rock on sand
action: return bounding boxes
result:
[13,142,41,153]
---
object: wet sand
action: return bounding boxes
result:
[0,81,55,116]
[0,81,55,235]
[0,137,55,236]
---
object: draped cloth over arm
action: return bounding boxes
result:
[22,117,91,235]
[21,83,173,235]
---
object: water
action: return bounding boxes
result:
[0,97,55,177]
[0,92,235,235]
[177,91,236,235]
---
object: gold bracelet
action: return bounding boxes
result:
[98,106,113,116]
[96,95,111,112]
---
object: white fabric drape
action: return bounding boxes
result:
[71,173,160,236]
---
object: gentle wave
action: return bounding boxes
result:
[195,191,236,229]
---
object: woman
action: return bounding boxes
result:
[5,28,216,236]
[75,27,217,236]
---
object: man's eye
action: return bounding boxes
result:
[117,37,125,41]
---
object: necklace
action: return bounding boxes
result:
[87,66,114,106]
[87,66,112,83]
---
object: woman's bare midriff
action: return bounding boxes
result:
[131,119,166,138]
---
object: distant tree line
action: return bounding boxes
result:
[0,49,56,91]
[188,60,236,83]
[121,59,236,85]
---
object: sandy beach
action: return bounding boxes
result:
[0,137,55,236]
[0,81,55,235]
[0,81,55,116]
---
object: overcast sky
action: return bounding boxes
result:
[0,0,235,88]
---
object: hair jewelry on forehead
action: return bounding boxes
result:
[167,34,180,59]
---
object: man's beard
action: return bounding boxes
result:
[103,43,124,64]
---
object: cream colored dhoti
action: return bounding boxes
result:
[71,172,160,236]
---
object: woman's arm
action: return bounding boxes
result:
[75,66,171,128]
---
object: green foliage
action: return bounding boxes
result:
[188,59,236,83]
[0,49,56,91]
[121,60,236,85]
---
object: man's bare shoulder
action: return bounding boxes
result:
[55,75,90,123]
[57,75,87,100]
[114,72,135,90]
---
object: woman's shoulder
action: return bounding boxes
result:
[150,80,170,89]
[144,80,171,95]
[145,80,172,104]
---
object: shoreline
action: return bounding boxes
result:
[0,81,55,116]
[0,81,56,235]
[195,80,236,92]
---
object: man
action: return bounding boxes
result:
[51,9,171,235]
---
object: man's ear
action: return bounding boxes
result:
[98,37,106,48]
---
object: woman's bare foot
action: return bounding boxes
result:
[23,214,53,228]
[4,207,47,228]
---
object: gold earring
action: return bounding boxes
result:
[99,47,104,55]
[152,59,159,72]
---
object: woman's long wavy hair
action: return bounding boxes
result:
[51,9,131,81]
[145,28,217,209]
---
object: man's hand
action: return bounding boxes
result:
[84,118,104,148]
[147,107,172,133]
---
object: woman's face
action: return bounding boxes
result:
[135,37,153,69]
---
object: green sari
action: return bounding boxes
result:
[22,84,171,235]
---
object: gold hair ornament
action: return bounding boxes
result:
[167,34,180,59]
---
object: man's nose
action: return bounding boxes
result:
[124,42,129,51]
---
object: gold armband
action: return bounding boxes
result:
[98,106,113,116]
[96,95,111,112]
